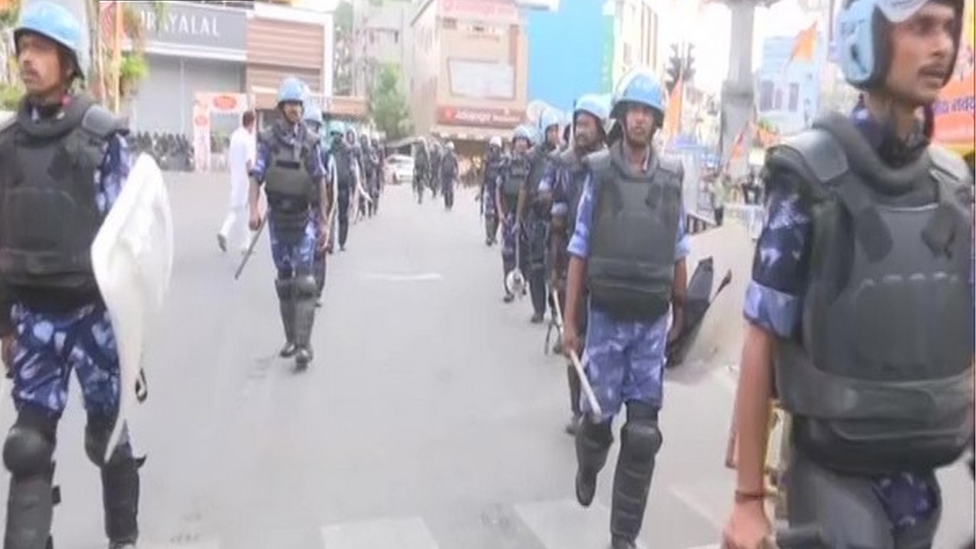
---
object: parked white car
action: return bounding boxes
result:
[386,154,414,185]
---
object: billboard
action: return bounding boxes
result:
[934,0,974,155]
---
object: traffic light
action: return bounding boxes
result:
[665,43,683,94]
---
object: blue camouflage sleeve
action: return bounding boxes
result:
[96,133,132,215]
[250,136,271,184]
[742,169,812,338]
[308,141,327,180]
[568,173,594,258]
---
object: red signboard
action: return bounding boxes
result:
[437,106,523,128]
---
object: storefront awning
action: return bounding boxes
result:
[430,124,510,143]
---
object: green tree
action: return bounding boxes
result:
[369,63,411,140]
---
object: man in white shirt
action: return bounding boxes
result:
[218,110,257,253]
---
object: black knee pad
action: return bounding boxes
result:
[275,278,293,300]
[293,276,317,299]
[3,410,56,477]
[579,418,614,448]
[85,419,133,467]
[620,403,664,460]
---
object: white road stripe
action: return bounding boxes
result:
[321,516,439,549]
[361,272,444,282]
[139,540,221,549]
[513,498,648,549]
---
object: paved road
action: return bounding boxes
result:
[0,172,971,549]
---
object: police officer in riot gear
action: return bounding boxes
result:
[302,104,331,304]
[722,1,973,547]
[414,139,430,204]
[498,125,535,303]
[517,108,562,324]
[539,94,609,436]
[481,136,504,245]
[0,3,142,547]
[328,120,358,252]
[248,77,329,372]
[562,69,689,549]
[441,141,459,210]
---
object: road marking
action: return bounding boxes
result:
[513,498,648,549]
[321,516,439,549]
[139,539,220,549]
[361,272,444,282]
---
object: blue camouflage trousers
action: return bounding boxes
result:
[269,217,317,278]
[581,307,668,421]
[10,302,121,420]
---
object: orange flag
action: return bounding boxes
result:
[662,77,683,141]
[788,21,818,64]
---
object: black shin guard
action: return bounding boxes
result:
[85,420,141,545]
[575,418,613,507]
[275,278,296,344]
[528,269,547,315]
[567,366,582,416]
[292,276,318,364]
[610,403,662,543]
[3,409,58,549]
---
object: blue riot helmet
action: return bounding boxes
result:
[837,0,965,90]
[538,108,563,147]
[610,68,667,127]
[15,1,88,80]
[574,93,610,126]
[512,124,536,150]
[327,120,346,137]
[303,101,323,132]
[276,76,305,106]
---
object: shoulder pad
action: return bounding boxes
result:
[765,128,848,200]
[557,148,576,164]
[769,128,848,183]
[583,149,611,173]
[81,104,122,139]
[929,144,974,188]
[0,114,15,137]
[658,155,684,179]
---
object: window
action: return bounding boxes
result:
[442,18,456,30]
[788,83,800,112]
[393,30,400,44]
[774,89,783,110]
[759,80,775,111]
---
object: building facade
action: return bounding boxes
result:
[246,1,332,111]
[754,33,827,136]
[410,0,528,143]
[123,2,248,136]
[352,0,413,97]
[520,0,659,114]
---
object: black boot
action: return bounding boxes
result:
[292,276,318,372]
[528,269,547,322]
[610,405,662,545]
[101,453,140,546]
[574,419,612,507]
[4,472,55,549]
[275,279,297,358]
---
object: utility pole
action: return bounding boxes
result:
[717,0,780,175]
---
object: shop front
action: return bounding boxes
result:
[124,2,248,136]
[432,105,524,156]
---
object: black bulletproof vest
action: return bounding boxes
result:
[768,113,975,474]
[0,95,116,290]
[503,154,530,215]
[553,147,591,233]
[262,125,316,239]
[333,143,355,189]
[586,144,683,321]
